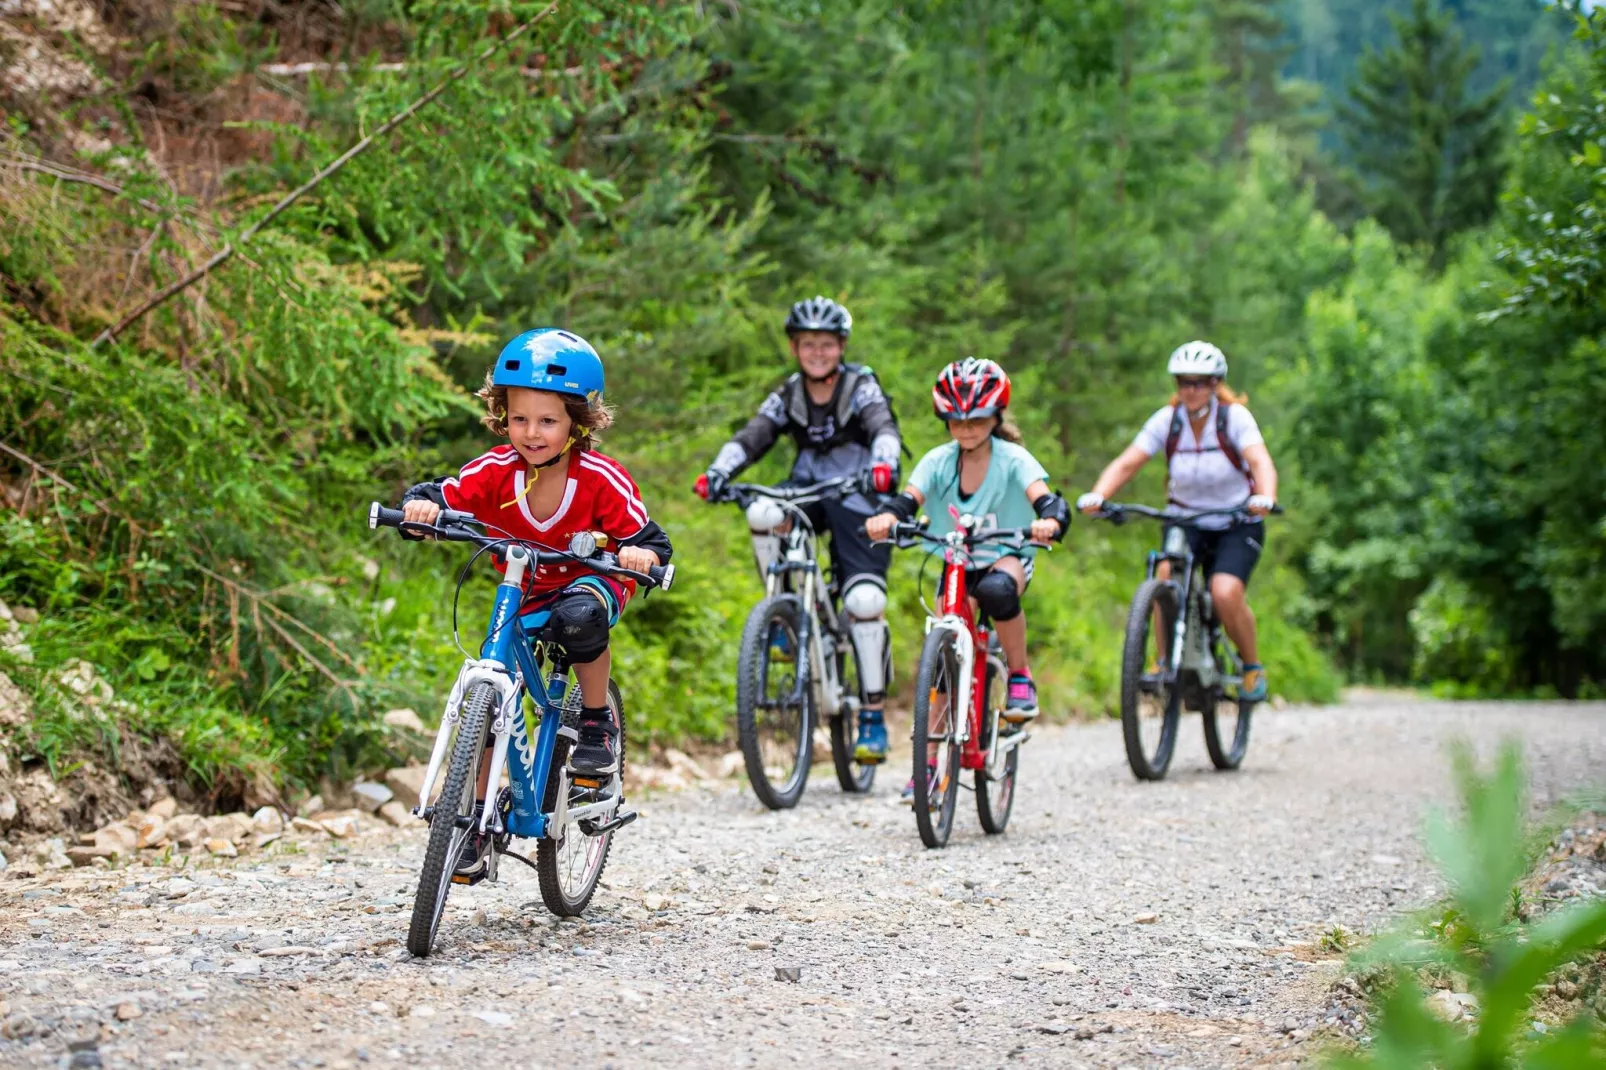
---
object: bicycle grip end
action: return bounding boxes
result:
[369,502,405,530]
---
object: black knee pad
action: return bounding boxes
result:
[547,590,611,664]
[974,569,1022,622]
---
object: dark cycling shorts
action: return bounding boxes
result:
[963,555,1036,597]
[1168,521,1265,585]
[798,497,891,593]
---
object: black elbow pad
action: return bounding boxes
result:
[885,492,920,522]
[1033,492,1071,541]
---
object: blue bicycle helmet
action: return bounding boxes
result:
[492,329,605,408]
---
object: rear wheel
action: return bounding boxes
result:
[1120,579,1182,781]
[736,595,812,810]
[975,657,1017,835]
[537,679,625,915]
[406,682,492,958]
[911,627,963,849]
[1201,630,1254,771]
[829,639,876,794]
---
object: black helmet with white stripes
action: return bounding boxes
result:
[784,296,852,339]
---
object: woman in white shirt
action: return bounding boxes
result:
[1077,341,1279,701]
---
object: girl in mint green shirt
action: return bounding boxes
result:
[868,359,1071,739]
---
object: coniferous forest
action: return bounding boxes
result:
[1,0,1602,794]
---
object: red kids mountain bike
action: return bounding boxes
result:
[881,510,1049,848]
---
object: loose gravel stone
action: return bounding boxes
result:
[0,697,1600,1068]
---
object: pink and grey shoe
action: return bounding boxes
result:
[1003,671,1039,723]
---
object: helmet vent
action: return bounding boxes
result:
[503,360,521,371]
[545,363,567,375]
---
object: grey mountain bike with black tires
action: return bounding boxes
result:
[714,476,883,809]
[1094,502,1278,781]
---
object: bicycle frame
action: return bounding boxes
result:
[739,484,857,723]
[411,546,620,846]
[924,520,1026,780]
[1144,528,1239,694]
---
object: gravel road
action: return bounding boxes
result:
[2,695,1602,1070]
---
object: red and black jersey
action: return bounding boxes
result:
[406,446,671,599]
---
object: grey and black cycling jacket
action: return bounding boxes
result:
[709,363,903,513]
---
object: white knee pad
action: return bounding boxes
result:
[843,579,889,697]
[842,579,886,621]
[746,498,787,581]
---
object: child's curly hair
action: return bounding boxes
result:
[476,368,615,446]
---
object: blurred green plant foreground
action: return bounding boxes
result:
[1326,744,1606,1068]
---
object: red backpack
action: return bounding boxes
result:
[1164,403,1253,487]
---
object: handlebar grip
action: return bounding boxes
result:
[369,502,405,529]
[650,563,675,592]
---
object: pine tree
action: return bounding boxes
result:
[1209,0,1299,154]
[1337,0,1508,269]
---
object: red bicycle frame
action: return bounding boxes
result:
[934,529,992,773]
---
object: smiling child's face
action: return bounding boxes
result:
[506,387,575,465]
[947,415,995,451]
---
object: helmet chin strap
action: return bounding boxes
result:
[501,428,587,508]
[803,365,840,386]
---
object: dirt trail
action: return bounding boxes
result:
[2,695,1602,1069]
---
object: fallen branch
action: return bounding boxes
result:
[258,60,603,79]
[92,2,562,347]
[188,562,363,674]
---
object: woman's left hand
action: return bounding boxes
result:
[1029,518,1062,543]
[1246,494,1275,517]
[617,545,661,573]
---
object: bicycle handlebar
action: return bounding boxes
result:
[1092,501,1283,528]
[875,519,1050,553]
[711,476,864,507]
[368,503,674,591]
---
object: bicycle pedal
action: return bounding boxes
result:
[582,809,637,836]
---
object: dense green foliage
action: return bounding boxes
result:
[1336,0,1508,269]
[1324,743,1606,1067]
[0,0,1600,793]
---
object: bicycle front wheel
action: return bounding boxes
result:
[537,679,625,916]
[911,626,963,849]
[829,638,876,794]
[1201,632,1254,771]
[407,681,493,958]
[975,657,1017,835]
[735,595,813,810]
[1120,579,1182,781]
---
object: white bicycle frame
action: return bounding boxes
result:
[750,499,855,722]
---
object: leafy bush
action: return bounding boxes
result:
[1326,743,1606,1068]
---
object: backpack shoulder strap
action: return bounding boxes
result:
[1216,402,1248,473]
[1164,405,1184,467]
[781,372,810,428]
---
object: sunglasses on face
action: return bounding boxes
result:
[1175,377,1215,390]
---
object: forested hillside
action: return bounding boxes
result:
[1,0,1602,803]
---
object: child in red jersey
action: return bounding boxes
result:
[397,331,671,882]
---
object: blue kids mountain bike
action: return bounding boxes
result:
[368,503,674,958]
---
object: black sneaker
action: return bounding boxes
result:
[568,707,619,786]
[452,804,489,885]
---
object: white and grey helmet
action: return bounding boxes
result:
[785,296,852,339]
[1166,340,1228,378]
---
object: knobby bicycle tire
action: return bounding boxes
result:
[829,637,876,794]
[1120,579,1182,781]
[912,626,962,849]
[736,595,813,810]
[975,657,1017,835]
[1201,632,1253,771]
[537,679,625,915]
[407,682,493,958]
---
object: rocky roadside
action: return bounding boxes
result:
[0,696,1601,1070]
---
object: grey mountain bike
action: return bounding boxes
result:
[1094,503,1278,781]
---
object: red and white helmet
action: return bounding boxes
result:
[932,358,1011,421]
